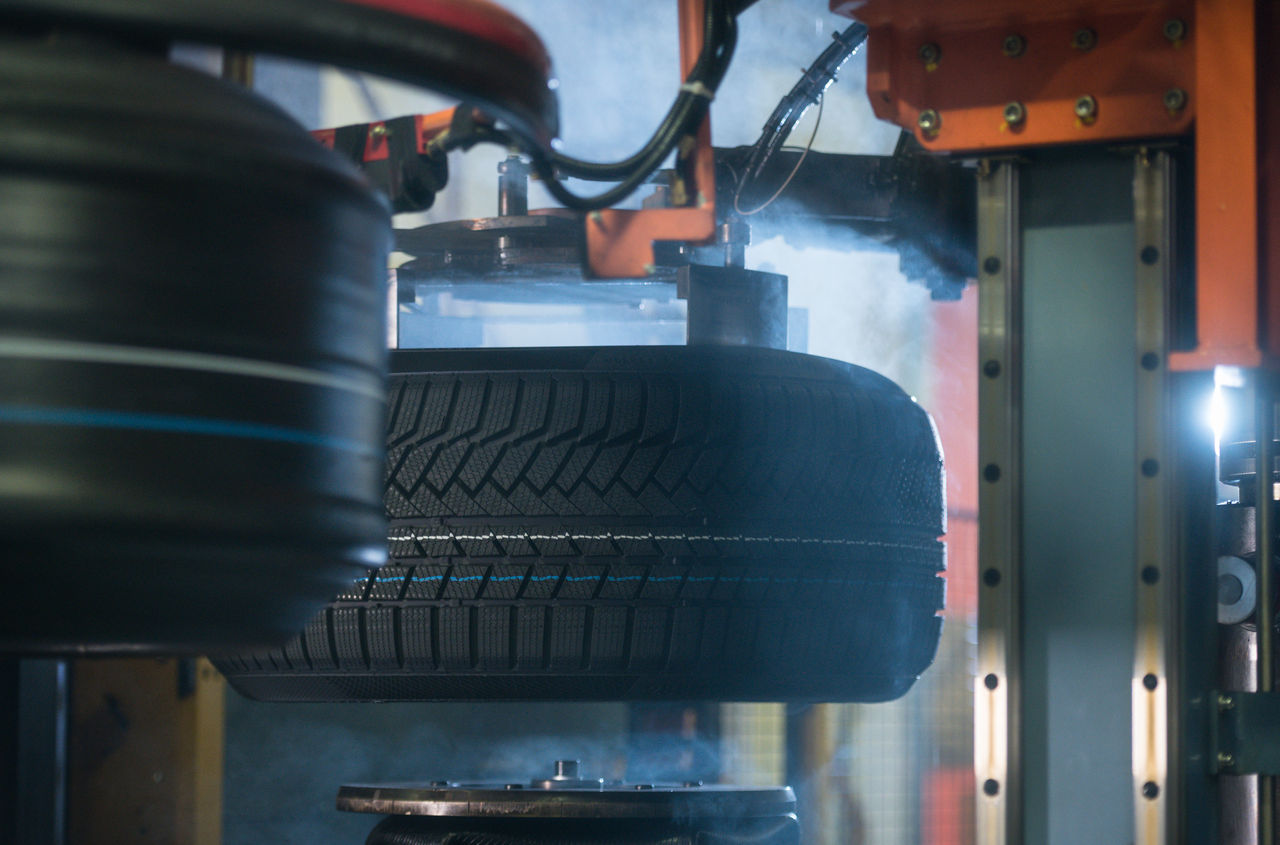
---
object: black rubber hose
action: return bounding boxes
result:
[739,21,867,188]
[520,3,739,210]
[544,0,734,182]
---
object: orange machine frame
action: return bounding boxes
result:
[833,0,1273,372]
[583,0,718,279]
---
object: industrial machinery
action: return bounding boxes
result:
[0,0,1276,843]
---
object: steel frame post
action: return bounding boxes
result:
[975,158,1020,845]
[1133,148,1177,845]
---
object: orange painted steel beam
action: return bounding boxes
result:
[1168,0,1261,370]
[584,0,716,279]
[834,0,1194,153]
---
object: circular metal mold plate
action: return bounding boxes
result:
[337,783,796,819]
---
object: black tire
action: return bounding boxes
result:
[216,345,944,701]
[0,38,389,652]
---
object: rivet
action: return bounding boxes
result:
[1141,458,1160,477]
[1163,18,1187,43]
[1141,565,1160,584]
[1001,34,1026,58]
[1218,693,1235,710]
[983,360,1002,378]
[917,109,942,136]
[983,568,1002,587]
[1071,28,1097,51]
[984,673,1000,690]
[1141,352,1160,370]
[1142,781,1160,799]
[984,464,1002,482]
[918,42,942,66]
[1163,88,1188,112]
[1003,101,1026,127]
[982,256,1002,274]
[983,779,1000,796]
[1218,752,1235,768]
[1143,673,1159,691]
[1074,95,1098,121]
[1141,245,1160,265]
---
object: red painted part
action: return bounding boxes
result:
[929,287,978,617]
[834,0,1194,153]
[339,0,551,73]
[921,767,975,845]
[1264,0,1280,363]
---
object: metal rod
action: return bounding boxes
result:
[1258,377,1275,845]
[221,51,255,87]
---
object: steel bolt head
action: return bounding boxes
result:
[1071,28,1097,51]
[1002,101,1026,126]
[1074,95,1098,120]
[918,42,941,65]
[1163,18,1187,42]
[1001,34,1026,57]
[1163,88,1188,112]
[917,108,941,135]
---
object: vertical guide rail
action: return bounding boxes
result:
[1256,380,1275,845]
[975,159,1020,845]
[1132,150,1175,845]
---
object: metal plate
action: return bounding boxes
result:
[337,782,795,819]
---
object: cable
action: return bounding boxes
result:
[733,93,823,215]
[444,0,740,211]
[738,21,866,188]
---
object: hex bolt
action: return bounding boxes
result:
[1163,18,1187,42]
[1001,34,1026,58]
[1163,88,1188,112]
[1071,28,1097,51]
[918,42,941,66]
[917,109,942,136]
[1074,94,1098,121]
[1003,101,1027,127]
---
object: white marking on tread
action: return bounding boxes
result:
[386,530,931,551]
[0,337,383,400]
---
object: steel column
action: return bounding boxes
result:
[975,158,1020,845]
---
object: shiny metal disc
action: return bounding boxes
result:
[337,782,795,819]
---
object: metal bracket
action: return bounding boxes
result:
[1213,691,1280,775]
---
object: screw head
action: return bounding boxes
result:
[1142,781,1160,799]
[370,124,389,137]
[1163,18,1187,42]
[1074,95,1098,120]
[1071,28,1097,51]
[917,108,942,135]
[1219,693,1235,710]
[1164,88,1188,112]
[1218,752,1235,768]
[918,42,941,65]
[1003,101,1026,126]
[1001,34,1026,57]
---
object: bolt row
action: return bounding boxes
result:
[914,18,1189,139]
[917,87,1187,137]
[916,18,1187,68]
